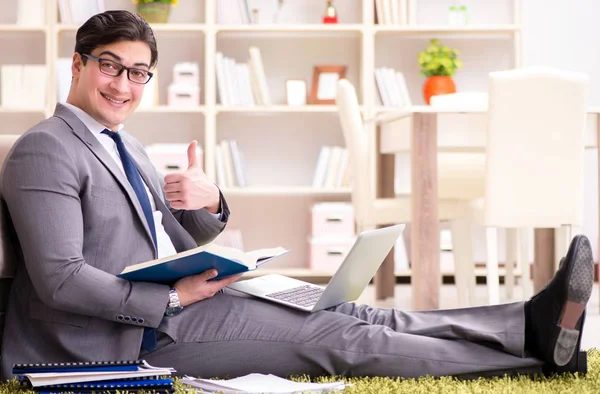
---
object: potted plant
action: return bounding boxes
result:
[418,38,462,104]
[132,0,178,24]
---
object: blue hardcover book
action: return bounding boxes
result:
[15,360,175,388]
[36,377,173,390]
[118,243,289,285]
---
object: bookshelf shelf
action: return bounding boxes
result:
[137,106,205,114]
[216,24,364,34]
[216,105,340,114]
[56,23,206,34]
[222,187,351,196]
[374,24,520,36]
[0,24,47,33]
[0,107,46,114]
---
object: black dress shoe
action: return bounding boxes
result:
[525,234,594,375]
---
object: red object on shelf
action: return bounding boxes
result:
[423,76,456,104]
[323,1,338,24]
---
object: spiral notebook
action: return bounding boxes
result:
[13,359,144,374]
[14,360,175,388]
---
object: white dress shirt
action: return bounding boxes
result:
[63,102,179,258]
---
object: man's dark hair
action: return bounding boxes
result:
[75,10,158,68]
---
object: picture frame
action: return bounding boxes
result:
[286,79,307,106]
[309,65,347,105]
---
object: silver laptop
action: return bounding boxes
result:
[226,224,405,312]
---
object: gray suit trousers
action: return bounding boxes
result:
[141,291,544,378]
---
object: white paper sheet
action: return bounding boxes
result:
[181,373,347,393]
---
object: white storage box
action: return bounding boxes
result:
[145,143,203,175]
[311,202,355,238]
[168,83,200,107]
[309,236,356,273]
[173,62,199,85]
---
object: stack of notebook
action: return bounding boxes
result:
[13,359,175,393]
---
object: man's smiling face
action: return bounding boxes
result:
[68,40,151,130]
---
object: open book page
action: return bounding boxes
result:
[119,243,288,275]
[205,244,289,270]
[119,243,212,274]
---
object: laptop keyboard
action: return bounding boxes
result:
[265,285,324,308]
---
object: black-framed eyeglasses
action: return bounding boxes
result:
[81,53,153,85]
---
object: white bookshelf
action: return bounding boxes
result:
[2,0,522,279]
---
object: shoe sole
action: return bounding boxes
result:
[553,235,594,366]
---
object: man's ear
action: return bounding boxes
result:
[71,52,83,79]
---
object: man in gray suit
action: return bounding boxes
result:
[0,10,594,381]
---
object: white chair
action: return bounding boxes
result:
[429,91,520,303]
[462,67,589,305]
[336,79,485,306]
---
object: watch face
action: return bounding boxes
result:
[165,305,183,317]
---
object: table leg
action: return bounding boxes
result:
[374,242,396,300]
[374,128,398,300]
[533,229,555,292]
[411,113,440,310]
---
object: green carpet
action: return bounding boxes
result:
[2,349,599,393]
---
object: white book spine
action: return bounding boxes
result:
[220,139,236,187]
[215,145,227,187]
[374,68,391,107]
[238,64,255,106]
[390,0,399,25]
[375,0,384,25]
[395,71,412,107]
[382,0,392,25]
[312,146,331,189]
[17,0,46,26]
[248,47,271,106]
[399,0,408,25]
[229,139,246,187]
[215,52,229,106]
[1,65,23,108]
[384,67,401,106]
[224,57,239,106]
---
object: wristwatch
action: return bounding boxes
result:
[164,287,183,317]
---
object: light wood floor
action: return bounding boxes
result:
[355,283,600,351]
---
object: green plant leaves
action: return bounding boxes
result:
[418,38,462,78]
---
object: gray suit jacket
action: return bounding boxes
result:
[0,104,229,380]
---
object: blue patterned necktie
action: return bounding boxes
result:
[101,129,158,352]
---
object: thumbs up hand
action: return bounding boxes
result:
[163,140,220,213]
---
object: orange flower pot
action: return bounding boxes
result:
[423,76,456,104]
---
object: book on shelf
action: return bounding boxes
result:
[16,0,45,26]
[14,359,174,389]
[1,64,47,110]
[58,0,105,24]
[215,47,271,107]
[215,139,248,188]
[312,146,351,189]
[375,67,411,108]
[117,243,289,284]
[375,0,408,26]
[217,0,252,24]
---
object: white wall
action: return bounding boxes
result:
[523,0,600,260]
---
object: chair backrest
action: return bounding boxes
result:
[0,135,21,354]
[483,67,589,227]
[336,79,374,229]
